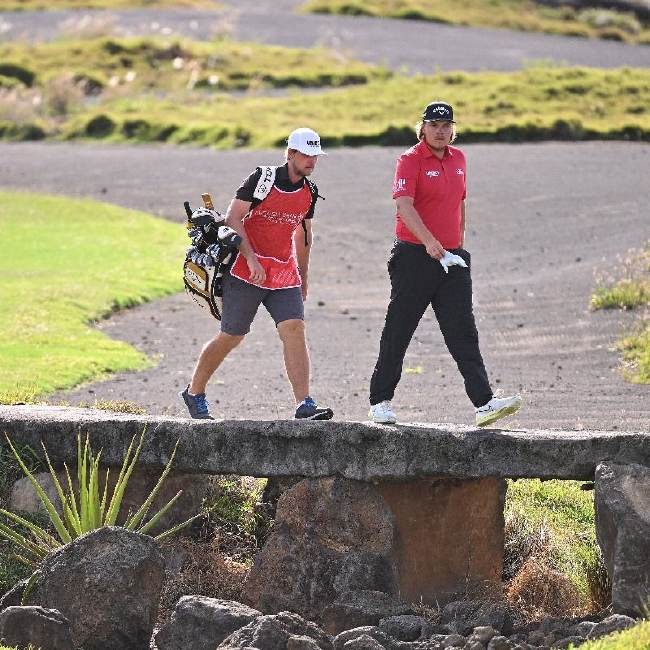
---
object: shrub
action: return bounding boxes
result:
[84,114,116,137]
[43,74,84,116]
[508,556,583,618]
[0,64,36,88]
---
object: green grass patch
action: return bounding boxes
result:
[301,0,650,45]
[0,36,388,94]
[505,479,599,603]
[0,190,184,403]
[618,326,650,383]
[591,247,649,383]
[0,38,648,146]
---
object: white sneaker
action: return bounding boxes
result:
[368,400,397,424]
[476,394,523,427]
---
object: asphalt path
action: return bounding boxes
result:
[2,140,648,432]
[1,4,649,431]
[1,1,649,73]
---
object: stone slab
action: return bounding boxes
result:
[1,405,648,481]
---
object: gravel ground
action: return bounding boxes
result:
[0,4,648,432]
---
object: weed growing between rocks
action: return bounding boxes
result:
[155,475,274,626]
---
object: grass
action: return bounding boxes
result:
[590,246,650,383]
[301,0,650,45]
[0,189,184,404]
[0,38,649,146]
[505,479,602,607]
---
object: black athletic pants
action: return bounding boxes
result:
[369,240,492,408]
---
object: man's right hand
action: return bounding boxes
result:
[246,256,266,285]
[424,237,445,260]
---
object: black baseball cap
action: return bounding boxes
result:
[422,101,454,122]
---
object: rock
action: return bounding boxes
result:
[10,473,63,517]
[594,462,650,617]
[467,625,497,645]
[0,606,74,650]
[0,578,29,610]
[552,636,585,649]
[243,478,397,625]
[244,475,506,629]
[441,600,513,636]
[378,615,424,641]
[25,526,165,650]
[288,635,325,650]
[217,611,333,650]
[332,627,397,650]
[322,590,413,635]
[342,634,386,650]
[440,633,466,647]
[487,635,512,650]
[155,596,262,650]
[587,613,637,639]
[570,620,596,637]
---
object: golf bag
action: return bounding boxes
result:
[182,204,241,320]
[182,168,319,319]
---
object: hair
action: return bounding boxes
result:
[416,120,457,144]
[284,147,297,162]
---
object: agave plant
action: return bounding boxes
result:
[0,427,200,567]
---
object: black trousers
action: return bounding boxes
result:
[369,241,492,408]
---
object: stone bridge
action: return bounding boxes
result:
[1,405,649,628]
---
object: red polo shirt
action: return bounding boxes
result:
[392,140,466,249]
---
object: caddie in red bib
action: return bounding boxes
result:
[179,127,334,422]
[229,179,312,289]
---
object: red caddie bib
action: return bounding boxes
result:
[230,184,312,289]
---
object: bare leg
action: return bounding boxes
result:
[277,319,310,402]
[189,331,244,394]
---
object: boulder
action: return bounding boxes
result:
[322,590,412,636]
[378,615,424,642]
[155,596,262,650]
[244,475,506,631]
[217,611,333,650]
[332,627,397,650]
[587,613,637,640]
[25,526,165,650]
[243,477,398,623]
[10,473,63,517]
[0,606,74,650]
[594,462,650,617]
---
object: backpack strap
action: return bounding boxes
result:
[253,166,276,201]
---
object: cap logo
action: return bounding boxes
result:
[306,140,319,147]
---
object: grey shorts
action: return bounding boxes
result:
[220,271,304,335]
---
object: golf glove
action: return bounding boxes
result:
[439,250,468,273]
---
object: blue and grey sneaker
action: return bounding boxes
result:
[295,397,333,420]
[179,385,214,420]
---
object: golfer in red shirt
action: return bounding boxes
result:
[368,102,523,426]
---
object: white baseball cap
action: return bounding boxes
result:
[287,127,327,156]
